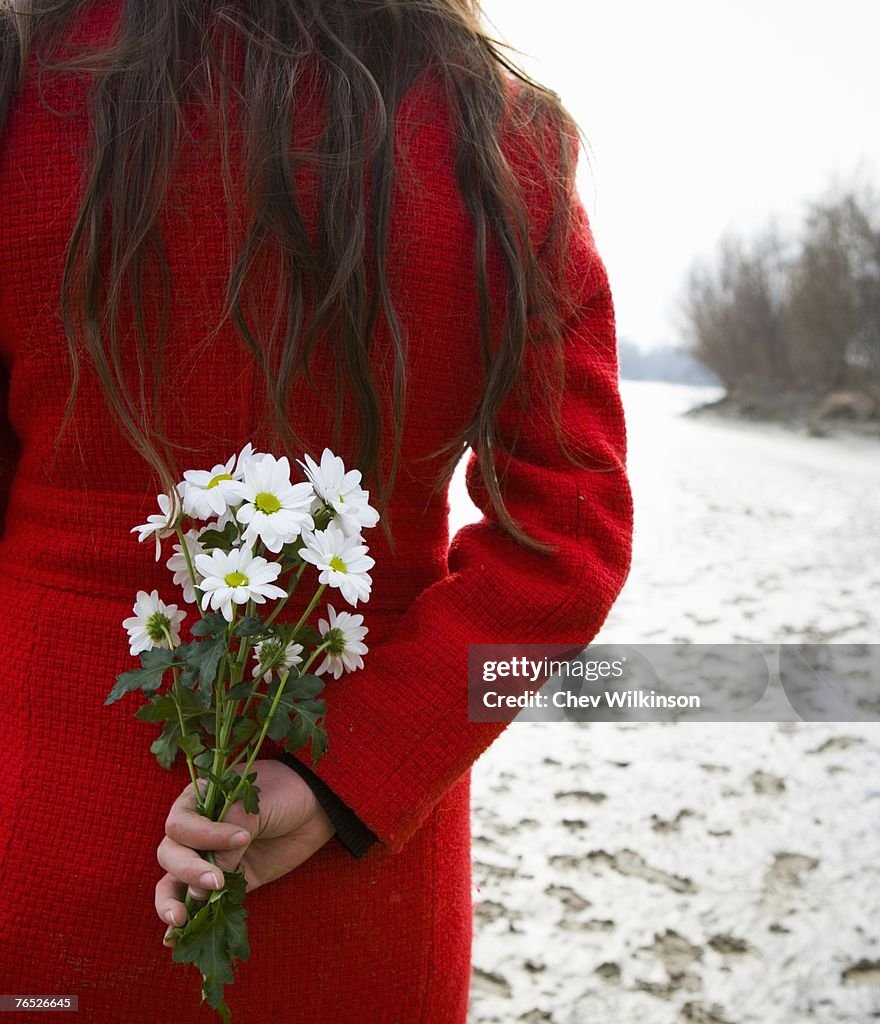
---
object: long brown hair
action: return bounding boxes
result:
[0,0,600,550]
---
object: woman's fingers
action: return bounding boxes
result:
[165,784,252,855]
[155,871,187,942]
[157,834,230,896]
[162,781,253,881]
[155,764,333,945]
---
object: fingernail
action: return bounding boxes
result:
[200,872,221,889]
[231,831,250,846]
[165,909,177,925]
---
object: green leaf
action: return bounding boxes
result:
[230,718,259,747]
[200,714,218,737]
[297,697,326,726]
[294,625,323,650]
[194,749,215,772]
[198,521,240,553]
[150,719,182,770]
[237,772,261,815]
[257,676,297,742]
[257,675,287,712]
[199,767,251,807]
[226,679,255,701]
[233,616,265,638]
[170,870,250,1020]
[284,714,308,751]
[134,693,178,724]
[266,710,292,742]
[286,673,324,700]
[179,634,227,703]
[178,732,205,760]
[179,686,209,716]
[106,648,179,705]
[283,698,327,755]
[191,613,228,638]
[308,725,329,767]
[220,767,245,796]
[135,687,206,725]
[201,769,227,789]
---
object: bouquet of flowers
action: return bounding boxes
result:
[106,445,378,1022]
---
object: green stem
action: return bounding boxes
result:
[238,688,257,723]
[174,524,204,615]
[237,571,318,721]
[238,635,287,722]
[224,745,250,772]
[263,561,308,628]
[290,582,327,638]
[173,674,201,798]
[202,618,235,817]
[160,624,201,807]
[299,639,331,676]
[216,639,332,822]
[233,599,257,676]
[210,600,256,782]
[216,683,285,822]
[229,583,328,792]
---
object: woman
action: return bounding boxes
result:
[0,0,632,1020]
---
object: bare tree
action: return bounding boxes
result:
[679,225,790,395]
[784,188,872,391]
[679,177,880,403]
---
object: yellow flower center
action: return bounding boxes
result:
[329,555,347,573]
[207,473,234,490]
[255,491,281,514]
[225,571,249,588]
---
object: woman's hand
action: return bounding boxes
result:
[154,759,335,941]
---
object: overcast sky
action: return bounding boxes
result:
[479,0,880,351]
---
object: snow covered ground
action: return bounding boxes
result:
[454,381,880,1024]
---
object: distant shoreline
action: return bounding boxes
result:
[683,387,880,441]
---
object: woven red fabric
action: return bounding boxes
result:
[0,2,633,1021]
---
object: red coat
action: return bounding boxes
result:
[0,2,633,1021]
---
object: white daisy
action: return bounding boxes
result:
[212,506,237,532]
[314,605,369,679]
[251,639,304,684]
[131,492,180,561]
[166,527,208,604]
[182,454,244,520]
[235,454,315,553]
[299,523,374,606]
[300,448,380,536]
[122,589,186,657]
[234,442,266,475]
[194,546,287,622]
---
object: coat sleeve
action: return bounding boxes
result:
[275,749,379,858]
[281,167,634,854]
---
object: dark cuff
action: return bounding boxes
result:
[275,750,379,859]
